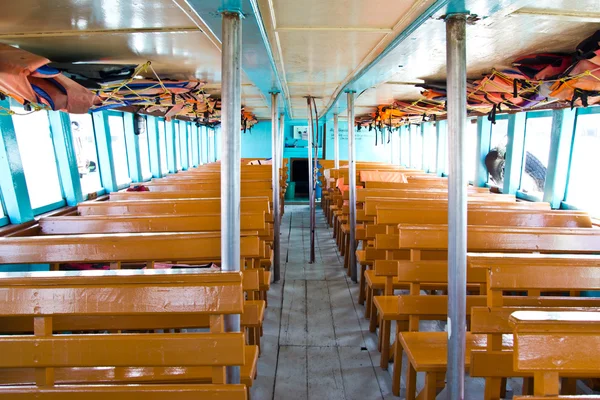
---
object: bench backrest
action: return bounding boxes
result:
[0,232,261,264]
[111,189,273,200]
[142,180,271,192]
[78,197,271,217]
[353,189,508,202]
[365,198,551,216]
[510,310,600,397]
[39,213,266,234]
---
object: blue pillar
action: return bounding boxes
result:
[543,109,577,209]
[147,115,162,178]
[435,120,447,176]
[0,101,33,223]
[503,113,527,195]
[166,120,176,173]
[92,112,118,192]
[180,122,189,170]
[123,113,143,183]
[48,111,83,206]
[474,116,492,187]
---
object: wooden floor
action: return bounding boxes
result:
[251,204,395,400]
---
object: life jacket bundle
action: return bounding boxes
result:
[549,30,600,108]
[0,43,96,114]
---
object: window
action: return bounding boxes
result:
[519,115,552,196]
[69,114,103,196]
[137,118,152,180]
[188,124,194,167]
[11,106,63,210]
[566,112,600,218]
[158,119,168,174]
[465,119,478,182]
[175,122,182,170]
[410,125,422,169]
[180,123,189,169]
[487,118,509,186]
[422,124,436,172]
[107,114,131,186]
[400,127,410,167]
[208,130,214,163]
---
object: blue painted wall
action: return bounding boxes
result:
[323,119,395,162]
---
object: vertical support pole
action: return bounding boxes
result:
[180,122,189,170]
[146,115,162,178]
[408,124,413,168]
[220,7,242,385]
[475,116,492,187]
[334,114,340,169]
[271,92,281,282]
[0,102,33,224]
[421,123,426,171]
[446,14,468,400]
[306,98,316,263]
[543,108,577,208]
[436,120,448,176]
[165,120,176,173]
[503,113,527,195]
[48,111,83,205]
[123,113,143,182]
[199,125,205,165]
[92,112,118,192]
[346,90,357,283]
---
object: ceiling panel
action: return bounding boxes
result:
[0,0,191,33]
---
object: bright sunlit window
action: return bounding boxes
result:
[180,123,189,169]
[158,119,168,174]
[137,118,152,180]
[400,127,410,167]
[519,115,552,196]
[191,125,199,167]
[422,124,436,172]
[466,119,478,183]
[107,114,131,186]
[208,130,214,163]
[175,122,182,170]
[69,114,103,196]
[188,124,194,167]
[566,112,600,218]
[11,106,64,210]
[410,125,422,169]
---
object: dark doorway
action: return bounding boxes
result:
[292,158,309,198]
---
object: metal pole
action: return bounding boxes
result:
[333,114,339,169]
[347,91,357,283]
[446,14,468,400]
[271,92,281,282]
[220,9,242,385]
[306,98,316,263]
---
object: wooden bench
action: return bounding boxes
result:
[469,254,600,400]
[510,310,600,399]
[362,208,591,315]
[0,269,249,399]
[397,252,600,400]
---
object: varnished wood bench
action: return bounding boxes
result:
[398,253,600,400]
[0,269,250,399]
[510,310,600,399]
[0,232,266,355]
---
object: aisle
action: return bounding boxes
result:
[251,205,395,400]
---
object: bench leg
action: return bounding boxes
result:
[380,320,391,370]
[406,363,417,400]
[358,265,367,305]
[392,335,403,396]
[365,285,372,318]
[522,377,534,395]
[423,372,438,400]
[484,377,503,400]
[369,292,379,333]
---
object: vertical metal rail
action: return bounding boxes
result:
[446,14,468,400]
[271,92,281,282]
[347,91,357,283]
[306,98,316,263]
[333,114,340,169]
[220,9,242,385]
